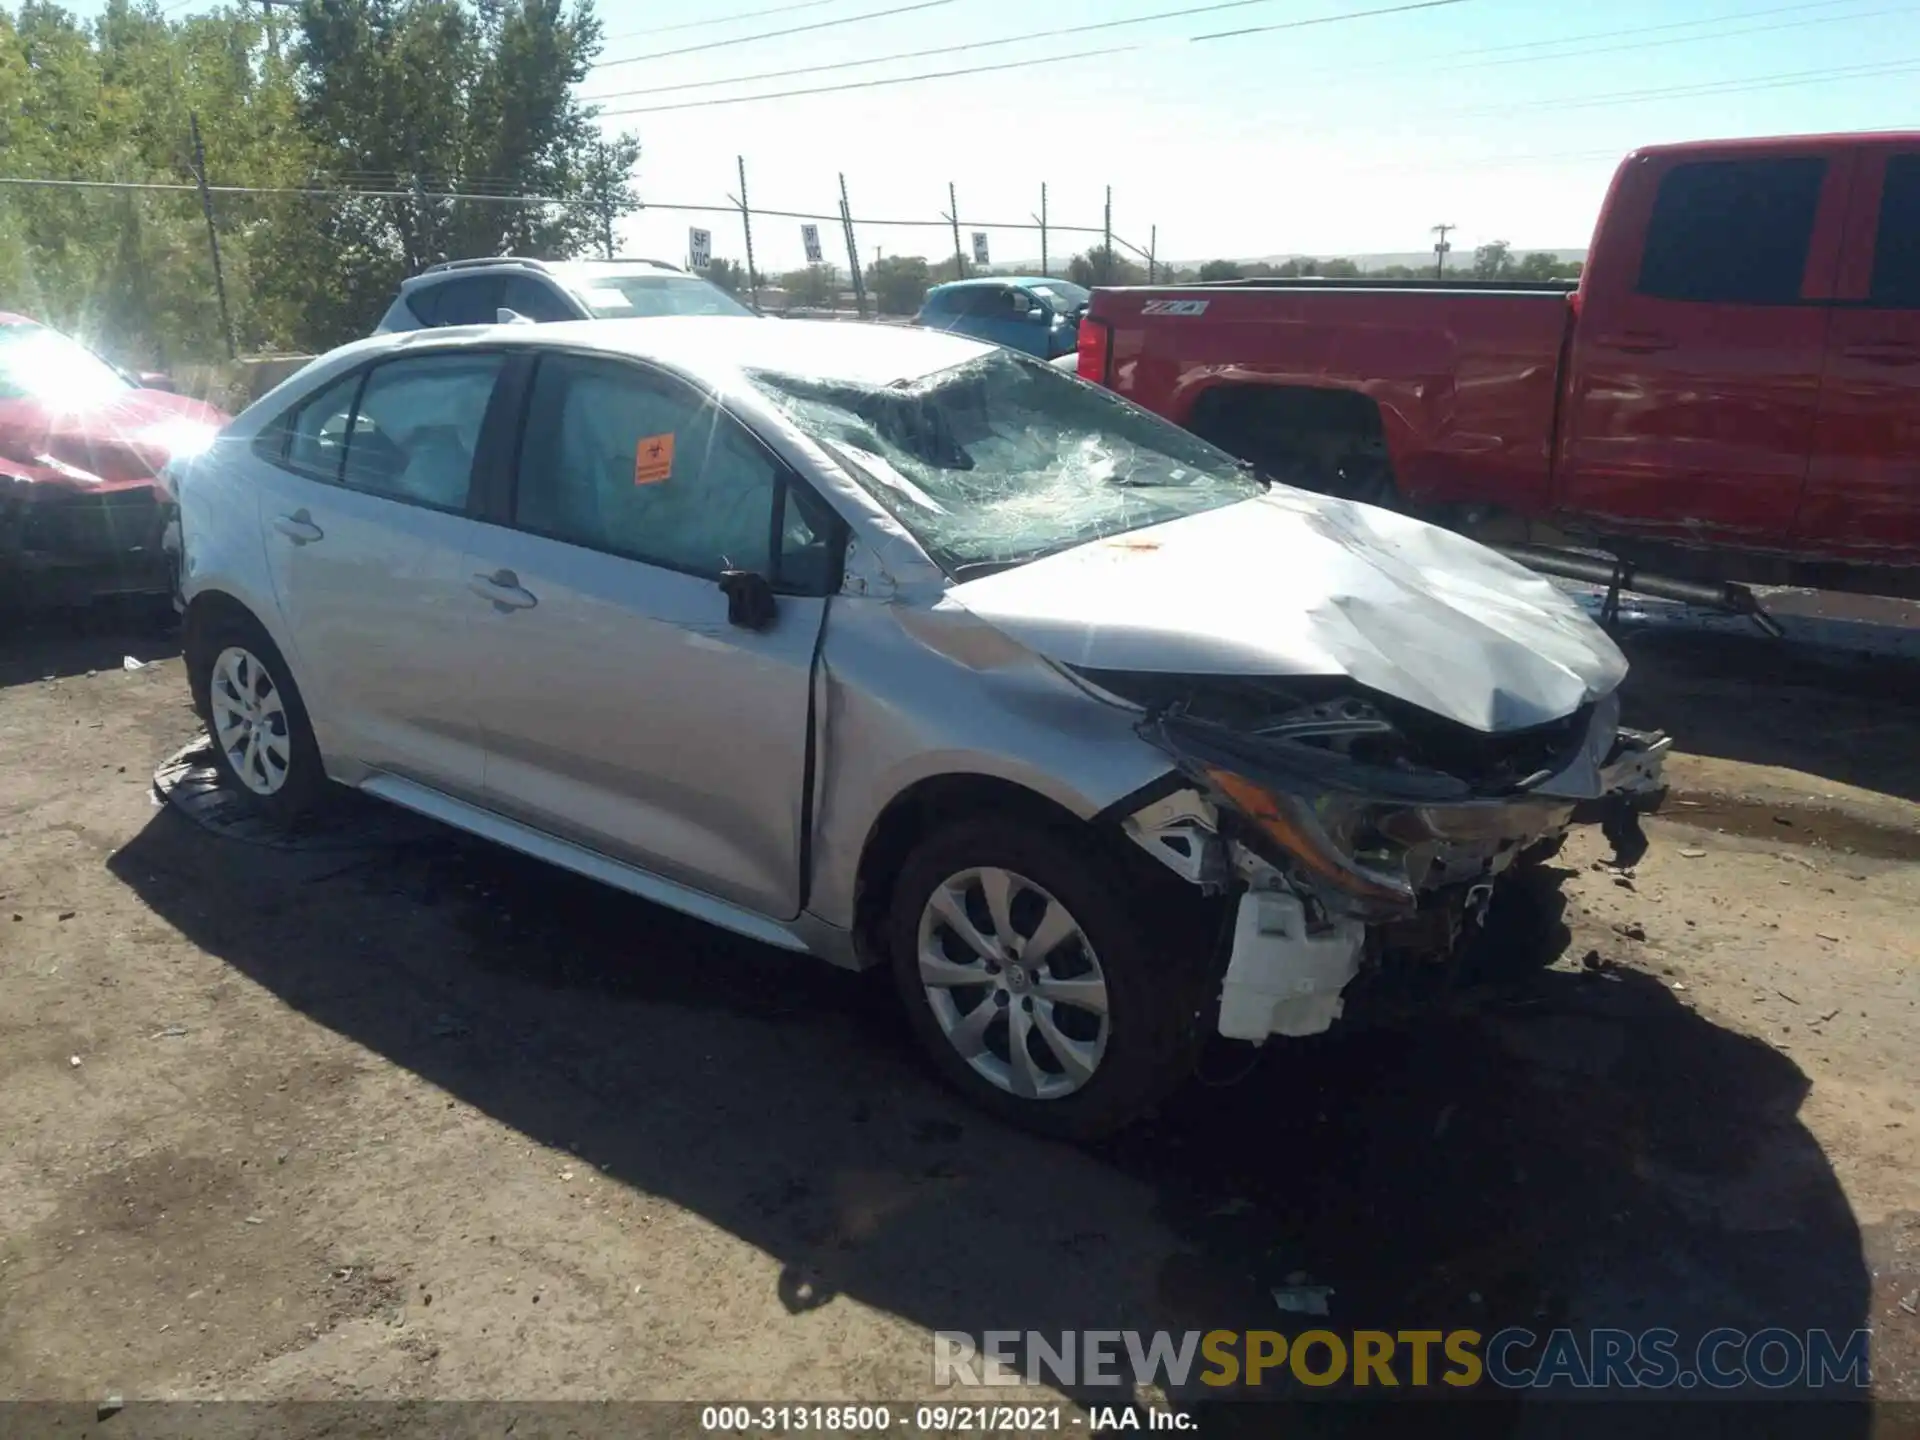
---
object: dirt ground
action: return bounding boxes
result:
[2,596,1918,1431]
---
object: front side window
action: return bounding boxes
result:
[1870,154,1920,308]
[336,353,504,509]
[1637,157,1827,304]
[513,354,830,585]
[749,348,1265,576]
[0,323,132,406]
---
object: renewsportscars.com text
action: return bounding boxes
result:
[934,1327,1871,1392]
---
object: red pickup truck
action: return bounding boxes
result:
[1078,131,1920,603]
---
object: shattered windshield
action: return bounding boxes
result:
[747,349,1264,574]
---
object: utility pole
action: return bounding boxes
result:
[187,112,236,360]
[733,155,760,309]
[948,181,965,279]
[254,0,292,59]
[1148,224,1157,285]
[838,173,868,319]
[1431,222,1455,279]
[1032,182,1048,279]
[1103,186,1112,285]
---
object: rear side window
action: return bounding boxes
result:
[426,277,507,327]
[1636,157,1827,304]
[502,276,580,322]
[404,285,443,326]
[339,353,505,510]
[1870,154,1920,307]
[260,371,361,480]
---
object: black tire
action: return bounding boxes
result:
[886,815,1207,1142]
[186,609,329,827]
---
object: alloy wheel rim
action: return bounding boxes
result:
[209,645,293,797]
[916,866,1110,1101]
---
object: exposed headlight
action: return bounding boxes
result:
[1201,765,1418,906]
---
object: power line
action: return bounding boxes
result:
[594,0,954,71]
[596,0,1472,114]
[602,0,851,43]
[1448,54,1920,118]
[587,0,1471,102]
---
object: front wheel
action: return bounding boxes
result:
[188,611,328,826]
[887,817,1205,1141]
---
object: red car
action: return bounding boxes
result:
[0,313,228,607]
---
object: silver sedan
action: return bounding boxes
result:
[173,317,1666,1139]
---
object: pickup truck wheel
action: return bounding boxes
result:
[887,817,1202,1141]
[188,613,328,827]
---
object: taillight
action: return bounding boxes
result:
[1077,316,1111,385]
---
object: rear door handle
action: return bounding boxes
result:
[469,569,538,611]
[1842,341,1920,367]
[272,510,323,545]
[1594,332,1677,354]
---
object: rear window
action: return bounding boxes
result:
[1636,157,1827,305]
[575,274,754,319]
[1871,154,1920,308]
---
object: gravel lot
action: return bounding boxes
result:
[2,598,1917,1430]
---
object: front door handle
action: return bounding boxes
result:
[272,510,323,545]
[468,569,538,611]
[1842,340,1920,367]
[1594,331,1677,354]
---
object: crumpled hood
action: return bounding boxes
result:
[943,489,1628,733]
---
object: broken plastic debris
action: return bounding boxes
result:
[1678,848,1708,859]
[69,1055,81,1067]
[122,655,146,671]
[1272,1284,1333,1316]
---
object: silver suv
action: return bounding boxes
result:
[173,316,1667,1139]
[374,256,755,333]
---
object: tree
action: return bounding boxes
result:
[1197,258,1243,282]
[777,264,837,308]
[1472,240,1514,279]
[1514,250,1581,281]
[704,257,747,294]
[1066,246,1143,287]
[867,254,931,315]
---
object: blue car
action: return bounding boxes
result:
[914,277,1090,360]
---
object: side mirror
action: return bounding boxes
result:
[718,569,778,631]
[496,308,538,326]
[138,371,178,392]
[1027,306,1049,323]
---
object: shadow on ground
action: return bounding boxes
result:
[1612,601,1920,806]
[106,805,1871,1435]
[0,604,179,687]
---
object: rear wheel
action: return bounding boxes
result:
[888,816,1205,1141]
[188,611,328,826]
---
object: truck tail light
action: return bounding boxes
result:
[1077,316,1111,386]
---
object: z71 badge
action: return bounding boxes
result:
[1140,299,1210,315]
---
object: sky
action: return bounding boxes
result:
[120,0,1920,272]
[567,0,1920,272]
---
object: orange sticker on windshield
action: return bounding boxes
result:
[634,432,675,485]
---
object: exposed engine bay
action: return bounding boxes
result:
[1095,669,1671,1044]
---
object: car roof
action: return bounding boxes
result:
[0,312,38,327]
[359,316,997,388]
[928,277,1068,292]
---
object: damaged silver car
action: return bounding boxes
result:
[175,316,1667,1140]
